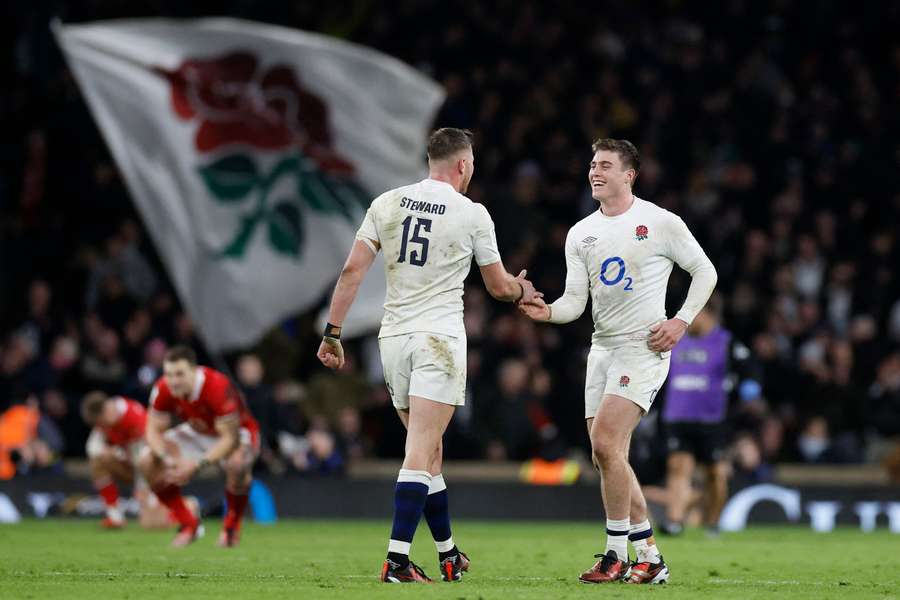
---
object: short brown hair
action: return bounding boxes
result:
[81,390,108,425]
[592,138,640,175]
[164,344,197,366]
[427,128,474,161]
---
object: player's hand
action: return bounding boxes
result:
[165,457,198,486]
[514,270,540,304]
[317,337,345,370]
[518,296,552,322]
[648,318,688,353]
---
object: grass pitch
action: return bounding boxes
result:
[1,519,898,599]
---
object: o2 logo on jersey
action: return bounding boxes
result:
[599,256,633,291]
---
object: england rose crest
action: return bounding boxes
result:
[635,225,649,241]
[619,375,630,388]
[157,51,366,259]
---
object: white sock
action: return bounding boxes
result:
[629,519,661,563]
[106,505,124,523]
[605,517,630,561]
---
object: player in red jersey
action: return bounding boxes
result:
[138,345,260,548]
[81,391,171,528]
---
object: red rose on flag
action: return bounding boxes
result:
[159,51,352,173]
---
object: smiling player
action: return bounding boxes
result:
[519,138,717,584]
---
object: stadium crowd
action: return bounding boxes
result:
[1,1,899,482]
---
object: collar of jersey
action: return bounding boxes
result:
[596,195,639,220]
[189,368,206,402]
[422,178,455,191]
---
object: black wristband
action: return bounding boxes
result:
[514,282,524,302]
[324,322,342,339]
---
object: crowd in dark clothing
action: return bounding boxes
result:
[2,1,899,478]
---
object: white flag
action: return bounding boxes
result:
[54,18,444,351]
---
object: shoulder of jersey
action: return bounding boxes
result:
[151,375,169,395]
[434,183,471,207]
[569,209,601,236]
[635,197,678,221]
[203,367,230,389]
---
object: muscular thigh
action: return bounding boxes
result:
[588,394,643,450]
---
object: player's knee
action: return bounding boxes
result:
[591,436,621,466]
[226,468,251,493]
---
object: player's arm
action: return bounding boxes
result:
[167,413,240,486]
[85,427,108,460]
[520,231,588,323]
[479,262,536,303]
[144,409,172,462]
[201,413,241,465]
[649,216,718,352]
[318,238,379,370]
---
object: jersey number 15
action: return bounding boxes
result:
[398,216,432,267]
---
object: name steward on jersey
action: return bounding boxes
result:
[400,197,446,214]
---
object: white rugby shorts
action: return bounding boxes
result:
[85,429,147,489]
[162,423,258,464]
[379,332,467,410]
[585,344,671,417]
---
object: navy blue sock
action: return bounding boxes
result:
[423,474,457,560]
[386,469,431,568]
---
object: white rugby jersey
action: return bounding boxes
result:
[357,178,501,338]
[550,197,716,348]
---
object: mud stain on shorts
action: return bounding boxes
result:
[426,335,456,378]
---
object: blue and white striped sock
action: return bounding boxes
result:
[387,469,431,567]
[605,517,630,561]
[629,519,661,563]
[423,474,456,558]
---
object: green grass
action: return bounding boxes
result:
[1,519,898,599]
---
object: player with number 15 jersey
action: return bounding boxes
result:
[358,179,498,340]
[317,128,535,583]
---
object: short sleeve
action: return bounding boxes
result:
[471,204,501,266]
[355,206,379,250]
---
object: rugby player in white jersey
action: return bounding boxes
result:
[317,128,537,583]
[519,139,717,584]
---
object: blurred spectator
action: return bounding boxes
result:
[235,353,278,470]
[336,406,367,462]
[80,327,126,394]
[124,337,167,400]
[796,416,831,463]
[0,395,63,478]
[865,353,900,460]
[276,415,344,476]
[479,358,540,461]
